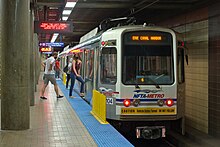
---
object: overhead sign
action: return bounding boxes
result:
[34,21,73,34]
[40,47,52,52]
[39,42,64,47]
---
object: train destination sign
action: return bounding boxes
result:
[124,31,172,45]
[132,36,162,41]
[39,42,64,47]
[34,21,73,34]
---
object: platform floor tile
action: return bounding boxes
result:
[57,80,134,147]
[0,75,97,147]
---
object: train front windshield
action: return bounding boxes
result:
[122,31,174,85]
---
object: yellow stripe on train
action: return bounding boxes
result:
[121,107,176,115]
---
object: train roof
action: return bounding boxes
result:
[58,24,175,57]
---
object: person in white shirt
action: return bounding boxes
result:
[65,57,73,89]
[40,52,63,99]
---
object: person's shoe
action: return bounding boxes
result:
[40,96,47,100]
[69,96,75,98]
[80,93,85,97]
[57,95,64,99]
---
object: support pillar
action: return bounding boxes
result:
[0,0,3,99]
[1,0,30,130]
[29,8,35,106]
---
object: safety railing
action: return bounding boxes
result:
[62,73,66,85]
[90,90,108,124]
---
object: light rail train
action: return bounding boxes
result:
[59,19,186,139]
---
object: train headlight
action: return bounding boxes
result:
[157,99,164,106]
[123,99,131,107]
[166,99,174,107]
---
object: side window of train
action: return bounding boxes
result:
[85,50,94,80]
[100,47,117,84]
[178,47,185,84]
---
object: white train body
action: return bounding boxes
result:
[60,25,186,139]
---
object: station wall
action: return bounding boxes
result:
[161,3,220,137]
[160,8,209,134]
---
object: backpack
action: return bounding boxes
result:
[63,64,68,73]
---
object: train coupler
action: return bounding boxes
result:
[136,126,166,139]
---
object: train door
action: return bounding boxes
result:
[97,47,117,118]
[84,49,95,104]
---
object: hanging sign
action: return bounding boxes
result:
[39,42,64,47]
[34,21,73,34]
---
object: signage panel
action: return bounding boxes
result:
[34,21,73,34]
[39,42,64,47]
[121,107,176,115]
[40,47,52,52]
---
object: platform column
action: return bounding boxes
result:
[1,0,30,130]
[29,7,35,106]
[0,0,3,99]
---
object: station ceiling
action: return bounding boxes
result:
[34,0,216,47]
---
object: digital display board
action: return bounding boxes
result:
[34,21,73,34]
[123,31,172,45]
[131,36,162,41]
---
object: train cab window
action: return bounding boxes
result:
[100,47,117,84]
[178,48,185,83]
[122,31,174,85]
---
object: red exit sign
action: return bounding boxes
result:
[34,21,73,34]
[40,47,52,52]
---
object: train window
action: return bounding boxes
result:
[85,50,94,80]
[100,47,117,84]
[122,31,174,85]
[178,48,185,83]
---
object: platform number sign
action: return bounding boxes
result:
[106,98,113,105]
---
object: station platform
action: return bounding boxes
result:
[0,73,133,147]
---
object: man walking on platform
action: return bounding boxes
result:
[40,52,63,99]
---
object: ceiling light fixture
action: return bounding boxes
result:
[62,16,68,21]
[65,2,76,8]
[51,33,59,43]
[62,10,72,15]
[50,1,77,43]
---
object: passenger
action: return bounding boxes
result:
[55,58,61,79]
[65,57,73,89]
[69,54,85,98]
[40,52,64,99]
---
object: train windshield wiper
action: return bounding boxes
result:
[136,75,160,89]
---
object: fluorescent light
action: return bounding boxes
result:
[51,33,59,43]
[65,2,76,8]
[62,10,72,15]
[62,16,68,21]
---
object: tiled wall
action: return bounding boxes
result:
[174,21,209,133]
[208,3,220,137]
[159,7,209,134]
[160,4,220,137]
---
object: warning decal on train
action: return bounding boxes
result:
[121,107,176,115]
